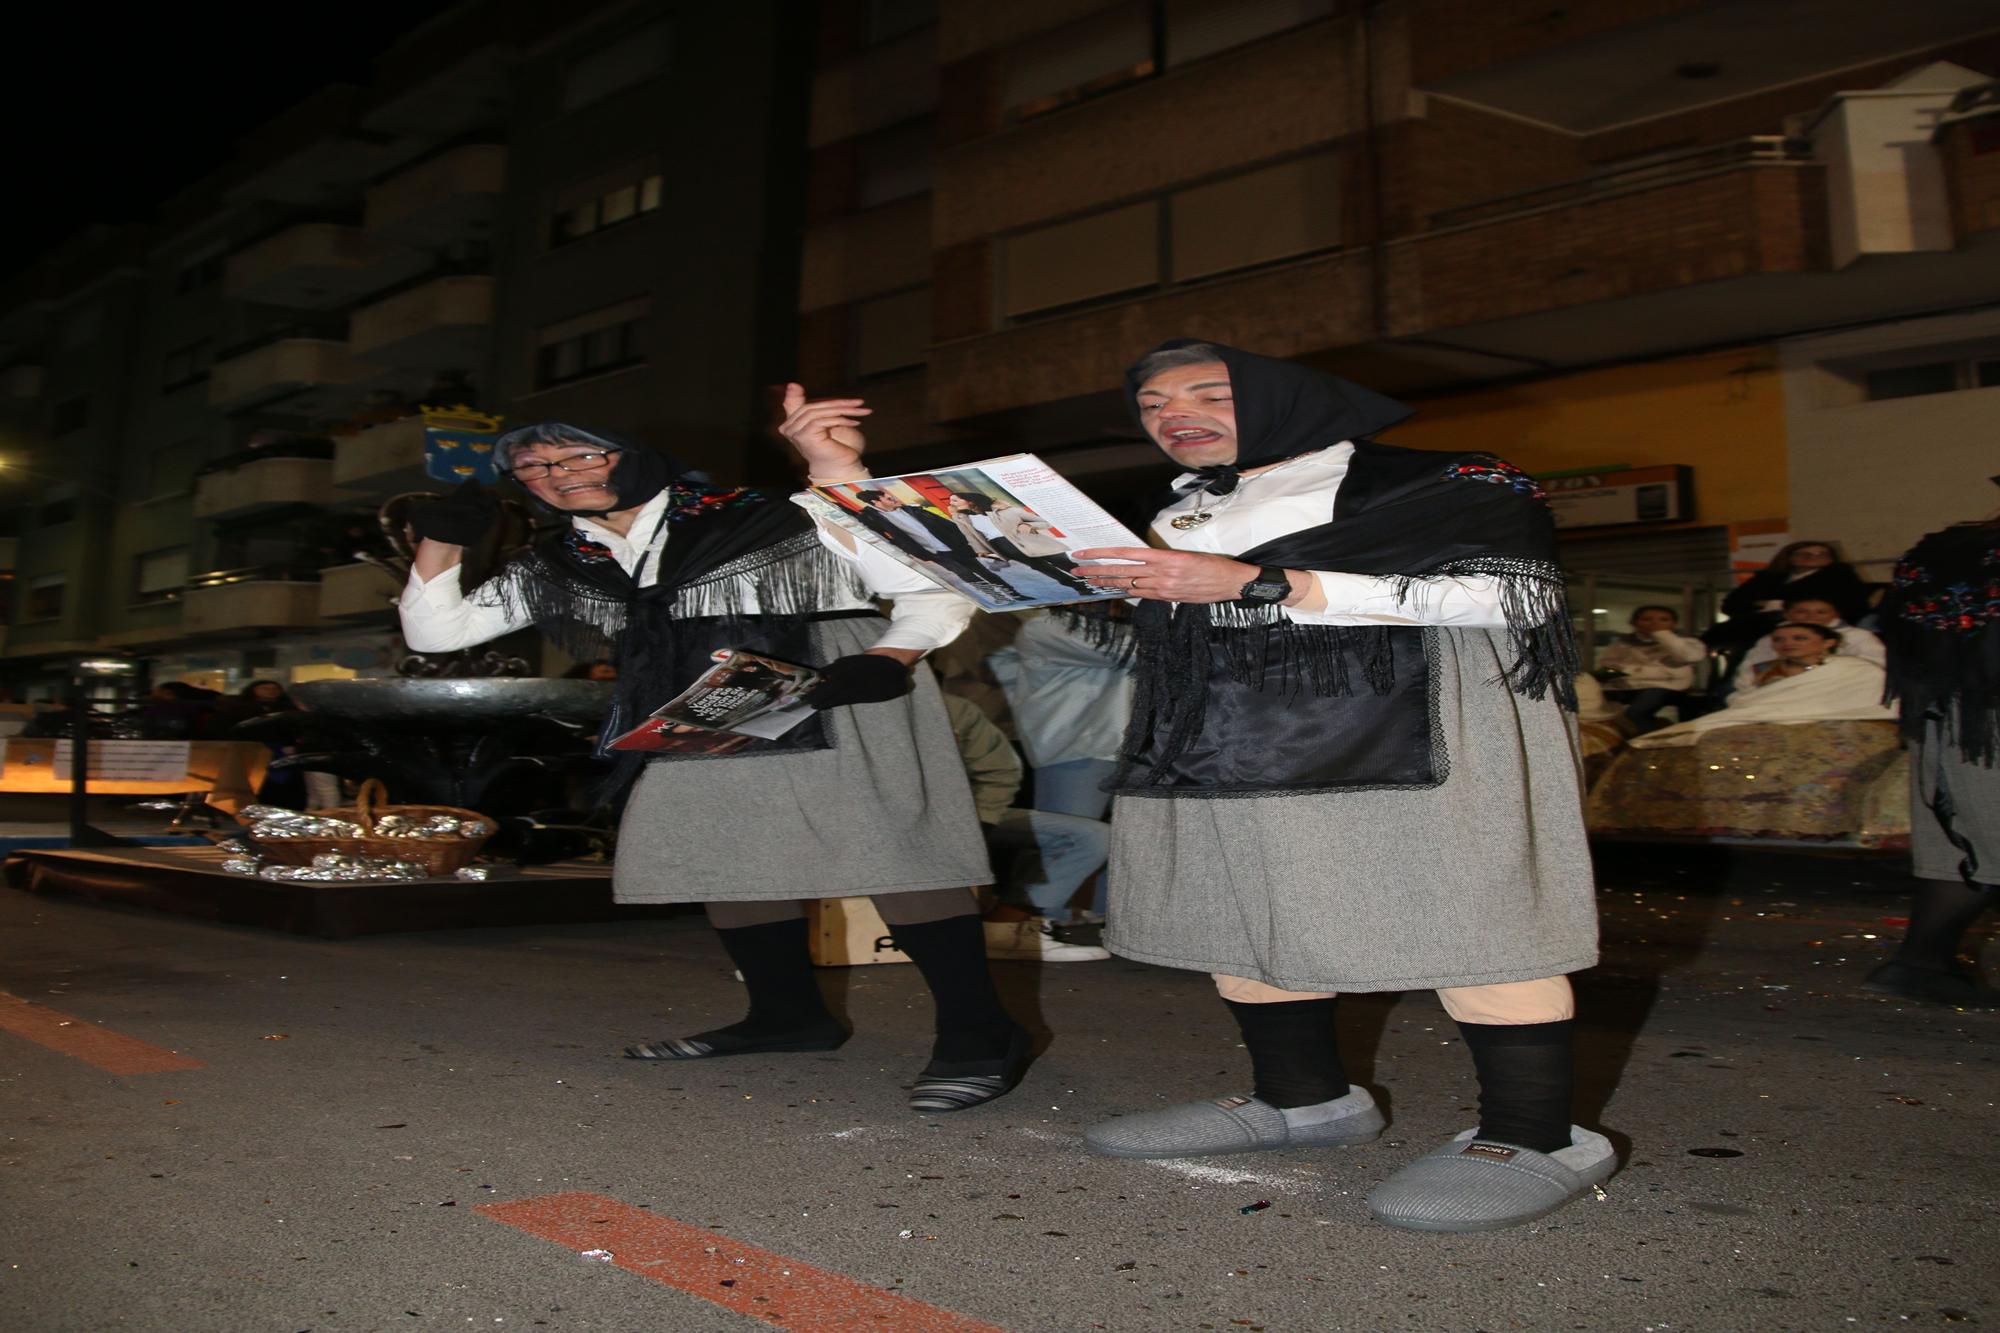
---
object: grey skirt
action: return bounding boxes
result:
[611,615,992,904]
[1106,627,1599,992]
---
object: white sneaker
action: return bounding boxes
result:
[984,917,1110,962]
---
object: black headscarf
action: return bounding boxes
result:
[1112,340,1577,797]
[1126,338,1414,498]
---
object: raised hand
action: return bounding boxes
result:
[407,480,500,549]
[776,382,872,480]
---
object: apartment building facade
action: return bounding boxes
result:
[799,0,2000,643]
[0,0,808,697]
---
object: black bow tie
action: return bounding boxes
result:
[1182,464,1241,497]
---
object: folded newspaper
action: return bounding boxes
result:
[794,454,1144,612]
[606,650,819,756]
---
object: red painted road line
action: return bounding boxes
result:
[478,1192,1012,1332]
[0,992,205,1075]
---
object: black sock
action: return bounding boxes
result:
[703,918,838,1039]
[888,913,1021,1062]
[1222,998,1349,1109]
[1457,1019,1575,1154]
[1893,878,1997,971]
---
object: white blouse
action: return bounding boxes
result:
[398,488,973,654]
[1151,444,1511,627]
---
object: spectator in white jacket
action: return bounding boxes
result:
[1596,605,1710,730]
[1732,595,1885,691]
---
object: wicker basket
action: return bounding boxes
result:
[244,778,492,877]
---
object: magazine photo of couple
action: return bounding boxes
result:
[798,456,1144,612]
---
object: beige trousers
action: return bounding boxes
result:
[1214,973,1574,1025]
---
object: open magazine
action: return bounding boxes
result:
[794,454,1145,612]
[606,650,819,756]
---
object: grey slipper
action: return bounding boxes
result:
[1084,1087,1385,1159]
[1366,1126,1616,1233]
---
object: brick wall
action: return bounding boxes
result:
[928,250,1376,421]
[932,21,1358,248]
[1397,166,1823,334]
[1408,0,1702,86]
[1388,97,1588,230]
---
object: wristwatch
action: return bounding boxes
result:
[1237,565,1293,605]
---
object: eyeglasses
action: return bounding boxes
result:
[509,451,612,480]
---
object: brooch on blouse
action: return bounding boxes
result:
[1170,511,1214,530]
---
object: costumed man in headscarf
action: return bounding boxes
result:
[397,402,1033,1113]
[1067,340,1610,1233]
[1864,492,2000,1008]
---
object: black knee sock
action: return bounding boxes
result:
[1457,1019,1574,1154]
[888,913,1021,1062]
[1222,998,1349,1109]
[704,918,839,1039]
[1893,878,1997,971]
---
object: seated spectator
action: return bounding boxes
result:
[1594,605,1709,730]
[1630,623,1894,748]
[561,660,618,682]
[940,691,1111,963]
[132,681,221,739]
[1706,540,1871,660]
[1732,595,1884,689]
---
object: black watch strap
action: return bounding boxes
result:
[1237,565,1292,605]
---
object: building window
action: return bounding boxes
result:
[25,574,65,622]
[852,286,932,378]
[1168,150,1341,281]
[1163,0,1333,68]
[1978,358,2000,389]
[52,396,89,435]
[561,20,669,112]
[534,298,650,390]
[133,547,189,605]
[854,119,935,209]
[1003,4,1153,119]
[549,171,666,248]
[1865,362,1957,401]
[37,498,76,528]
[161,340,213,392]
[176,250,225,294]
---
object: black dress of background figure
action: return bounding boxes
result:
[1707,539,1872,656]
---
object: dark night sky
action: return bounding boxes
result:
[5,4,460,277]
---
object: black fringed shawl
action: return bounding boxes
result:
[1109,342,1577,797]
[1878,522,2000,767]
[481,484,868,775]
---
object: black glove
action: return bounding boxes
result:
[407,480,500,547]
[807,653,914,710]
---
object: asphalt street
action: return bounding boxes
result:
[0,845,1993,1332]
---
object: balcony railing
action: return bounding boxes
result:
[192,453,347,519]
[182,567,326,636]
[1427,136,1815,232]
[364,143,507,246]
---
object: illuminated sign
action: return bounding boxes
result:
[1544,465,1692,529]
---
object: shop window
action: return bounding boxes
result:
[1003,4,1153,119]
[1169,151,1341,281]
[1003,202,1160,319]
[133,547,188,605]
[1865,362,1958,400]
[1165,0,1333,67]
[25,574,64,622]
[561,21,669,112]
[534,298,650,390]
[852,286,932,378]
